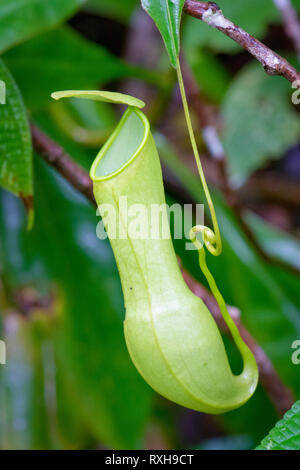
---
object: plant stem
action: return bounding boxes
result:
[176,57,251,362]
[176,57,222,256]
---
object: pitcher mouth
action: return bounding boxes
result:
[90,107,150,182]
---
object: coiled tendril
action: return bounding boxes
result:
[175,58,240,335]
[189,225,220,257]
[176,58,222,259]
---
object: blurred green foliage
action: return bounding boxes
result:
[0,0,300,450]
[0,159,153,449]
[3,27,145,111]
[0,0,85,53]
[221,64,300,186]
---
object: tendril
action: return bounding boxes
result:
[189,225,220,257]
[189,226,246,354]
[176,57,237,332]
[176,57,255,372]
[176,57,222,258]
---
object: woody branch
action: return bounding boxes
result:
[184,1,300,86]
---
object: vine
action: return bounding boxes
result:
[175,57,252,359]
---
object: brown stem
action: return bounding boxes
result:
[184,0,300,86]
[32,123,294,416]
[31,124,95,206]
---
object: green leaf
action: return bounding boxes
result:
[257,401,300,450]
[52,90,145,109]
[4,27,148,111]
[141,0,185,67]
[0,59,32,205]
[221,64,300,186]
[0,0,85,54]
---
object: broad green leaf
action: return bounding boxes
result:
[0,155,153,449]
[0,59,32,205]
[85,0,138,23]
[0,0,85,54]
[141,0,185,67]
[4,27,150,111]
[52,90,145,109]
[221,64,300,186]
[257,401,300,450]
